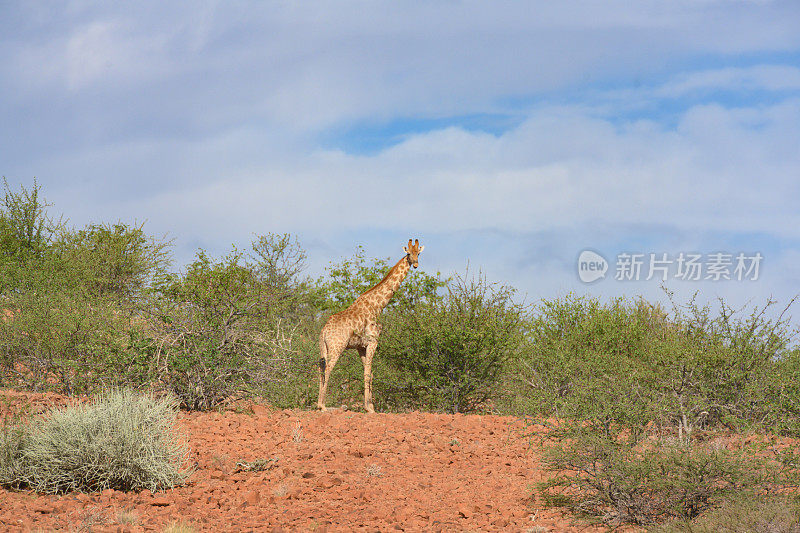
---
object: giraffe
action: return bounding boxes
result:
[317,239,424,413]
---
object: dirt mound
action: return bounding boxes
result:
[0,390,623,532]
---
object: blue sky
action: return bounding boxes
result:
[1,1,799,310]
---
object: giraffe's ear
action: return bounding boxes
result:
[418,245,424,254]
[403,246,409,254]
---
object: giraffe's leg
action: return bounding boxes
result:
[361,322,381,413]
[362,342,377,413]
[317,339,344,411]
[317,357,326,411]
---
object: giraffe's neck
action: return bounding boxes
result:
[363,255,410,315]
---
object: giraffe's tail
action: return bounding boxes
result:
[318,334,327,374]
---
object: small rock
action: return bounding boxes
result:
[32,502,51,514]
[457,505,472,518]
[151,497,171,507]
[316,476,343,490]
[301,472,316,479]
[245,490,260,505]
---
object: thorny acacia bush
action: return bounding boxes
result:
[0,389,190,493]
[522,292,800,527]
[0,181,168,394]
[0,181,315,408]
[519,291,800,439]
[135,235,313,410]
[378,271,527,413]
[536,426,800,526]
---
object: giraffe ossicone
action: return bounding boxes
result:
[316,239,424,413]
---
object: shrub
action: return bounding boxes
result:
[537,427,800,526]
[511,294,667,434]
[0,389,190,493]
[53,222,170,305]
[137,237,313,410]
[517,292,800,439]
[0,178,61,261]
[379,271,527,413]
[524,292,800,528]
[770,347,800,436]
[0,180,171,394]
[0,287,129,394]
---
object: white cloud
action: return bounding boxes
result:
[10,19,172,92]
[40,94,794,252]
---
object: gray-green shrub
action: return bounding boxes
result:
[0,389,190,493]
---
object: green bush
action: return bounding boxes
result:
[0,177,61,261]
[0,389,190,493]
[524,292,800,528]
[0,287,128,394]
[378,271,527,413]
[537,427,800,526]
[0,180,171,394]
[136,237,314,410]
[53,221,170,305]
[771,347,800,436]
[516,292,800,439]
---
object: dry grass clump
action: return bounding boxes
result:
[652,494,800,533]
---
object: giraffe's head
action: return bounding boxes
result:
[403,239,424,269]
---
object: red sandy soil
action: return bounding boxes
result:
[0,390,634,532]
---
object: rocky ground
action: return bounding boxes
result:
[0,390,631,532]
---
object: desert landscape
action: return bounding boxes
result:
[0,389,626,533]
